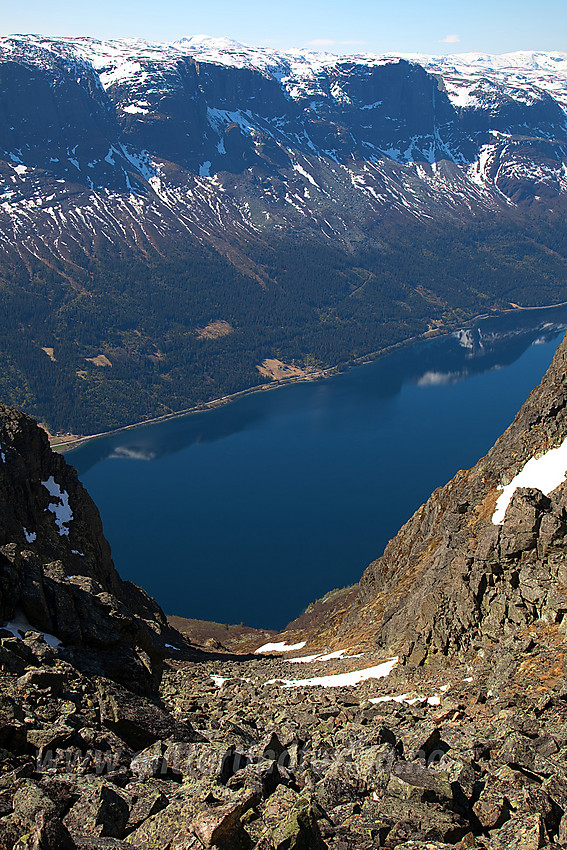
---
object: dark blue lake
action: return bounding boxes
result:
[69,308,567,630]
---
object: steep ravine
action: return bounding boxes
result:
[3,332,567,846]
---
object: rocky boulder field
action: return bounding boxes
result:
[1,627,567,849]
[3,329,567,848]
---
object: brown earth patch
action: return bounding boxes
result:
[167,615,276,654]
[86,354,112,367]
[41,346,56,362]
[257,358,310,381]
[196,320,234,340]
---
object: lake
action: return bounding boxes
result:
[69,307,567,630]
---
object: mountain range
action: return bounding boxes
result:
[2,37,567,432]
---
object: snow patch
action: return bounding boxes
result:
[293,162,319,188]
[370,685,446,706]
[492,435,567,524]
[255,641,306,654]
[267,657,398,688]
[2,609,61,648]
[123,103,150,115]
[23,528,36,543]
[41,476,74,536]
[288,653,321,664]
[287,649,362,663]
[119,145,155,181]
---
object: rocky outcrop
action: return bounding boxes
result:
[0,403,170,693]
[2,628,567,849]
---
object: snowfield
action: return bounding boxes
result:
[42,476,74,536]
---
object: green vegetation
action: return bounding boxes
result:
[2,214,567,433]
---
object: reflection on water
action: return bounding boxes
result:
[72,309,567,476]
[69,307,567,629]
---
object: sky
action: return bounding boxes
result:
[2,0,567,56]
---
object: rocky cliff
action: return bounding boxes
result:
[0,402,170,693]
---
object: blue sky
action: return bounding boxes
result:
[3,0,567,55]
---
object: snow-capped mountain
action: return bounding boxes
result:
[3,36,567,433]
[1,35,567,262]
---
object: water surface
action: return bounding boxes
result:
[70,308,567,629]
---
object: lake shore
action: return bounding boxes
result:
[53,299,567,453]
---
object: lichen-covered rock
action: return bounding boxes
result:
[63,784,130,839]
[487,813,544,849]
[96,680,203,751]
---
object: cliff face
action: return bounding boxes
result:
[0,403,169,693]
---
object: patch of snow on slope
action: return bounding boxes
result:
[99,60,144,88]
[287,649,363,663]
[119,145,155,181]
[370,683,448,706]
[23,528,36,543]
[2,609,61,647]
[292,162,319,188]
[287,653,321,663]
[42,476,73,536]
[255,640,306,654]
[206,107,257,136]
[267,657,398,687]
[492,436,567,524]
[123,103,150,115]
